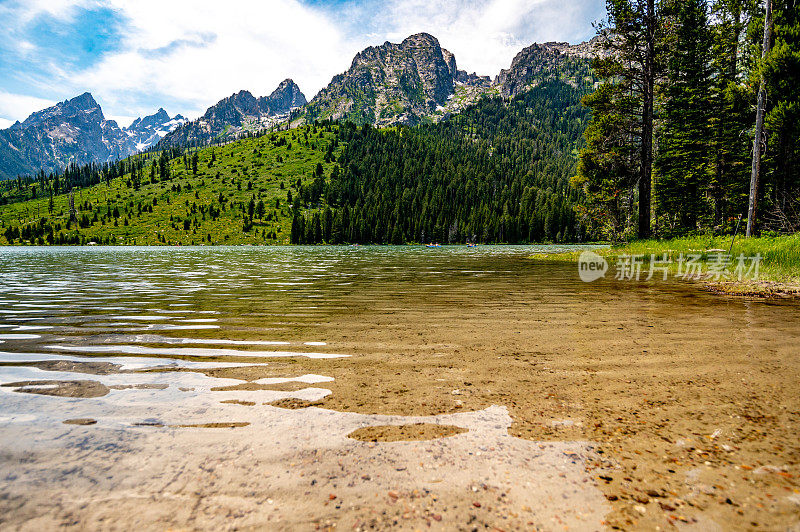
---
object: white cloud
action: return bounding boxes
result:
[106,115,136,128]
[0,118,14,129]
[1,0,602,123]
[376,0,601,76]
[0,91,56,126]
[17,41,37,55]
[71,0,358,121]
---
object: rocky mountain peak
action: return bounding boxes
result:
[495,38,600,97]
[125,108,188,152]
[68,92,101,112]
[0,92,131,179]
[260,79,307,113]
[306,32,461,126]
[400,32,440,49]
[275,78,302,95]
[129,107,171,130]
[202,90,260,125]
[159,79,307,148]
[304,32,600,126]
[19,92,104,130]
[442,49,458,79]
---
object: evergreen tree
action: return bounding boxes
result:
[577,0,667,238]
[573,74,640,240]
[291,213,304,244]
[707,0,755,228]
[762,0,800,231]
[655,0,715,232]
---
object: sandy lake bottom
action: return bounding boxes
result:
[0,245,799,531]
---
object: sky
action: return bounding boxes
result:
[0,0,605,129]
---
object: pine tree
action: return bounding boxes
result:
[577,0,666,238]
[762,0,800,231]
[290,213,304,244]
[655,0,715,231]
[573,80,640,240]
[312,212,322,243]
[707,0,755,228]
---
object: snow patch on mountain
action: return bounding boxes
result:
[125,108,188,153]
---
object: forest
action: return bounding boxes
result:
[0,0,796,246]
[291,80,592,244]
[0,126,339,246]
[0,80,593,246]
[574,0,799,240]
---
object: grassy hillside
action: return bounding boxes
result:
[0,124,341,245]
[0,81,593,247]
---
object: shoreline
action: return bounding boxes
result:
[530,235,800,299]
[699,279,800,298]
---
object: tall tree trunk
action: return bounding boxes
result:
[746,0,773,237]
[639,0,656,239]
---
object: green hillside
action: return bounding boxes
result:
[0,124,341,245]
[0,80,592,246]
[301,80,590,244]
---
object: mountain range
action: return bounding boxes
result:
[302,33,600,127]
[0,33,601,180]
[160,79,307,147]
[303,33,485,126]
[0,94,186,180]
[125,108,187,152]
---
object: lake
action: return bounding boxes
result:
[1,245,799,530]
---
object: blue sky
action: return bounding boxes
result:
[0,0,604,128]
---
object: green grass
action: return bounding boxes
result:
[0,124,342,246]
[606,234,800,283]
[532,234,800,293]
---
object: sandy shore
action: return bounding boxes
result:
[0,401,608,531]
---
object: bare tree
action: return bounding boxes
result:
[746,0,773,237]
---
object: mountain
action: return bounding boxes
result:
[160,79,306,147]
[0,78,593,246]
[0,93,132,180]
[304,33,491,126]
[496,38,603,97]
[0,93,188,180]
[260,78,307,115]
[303,33,596,127]
[0,34,601,179]
[125,108,187,152]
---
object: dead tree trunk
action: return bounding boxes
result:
[746,0,773,237]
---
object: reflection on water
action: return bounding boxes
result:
[44,344,348,359]
[1,242,797,432]
[2,245,797,529]
[0,244,595,429]
[0,245,618,529]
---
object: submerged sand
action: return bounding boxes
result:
[199,273,800,530]
[348,423,468,442]
[0,247,799,530]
